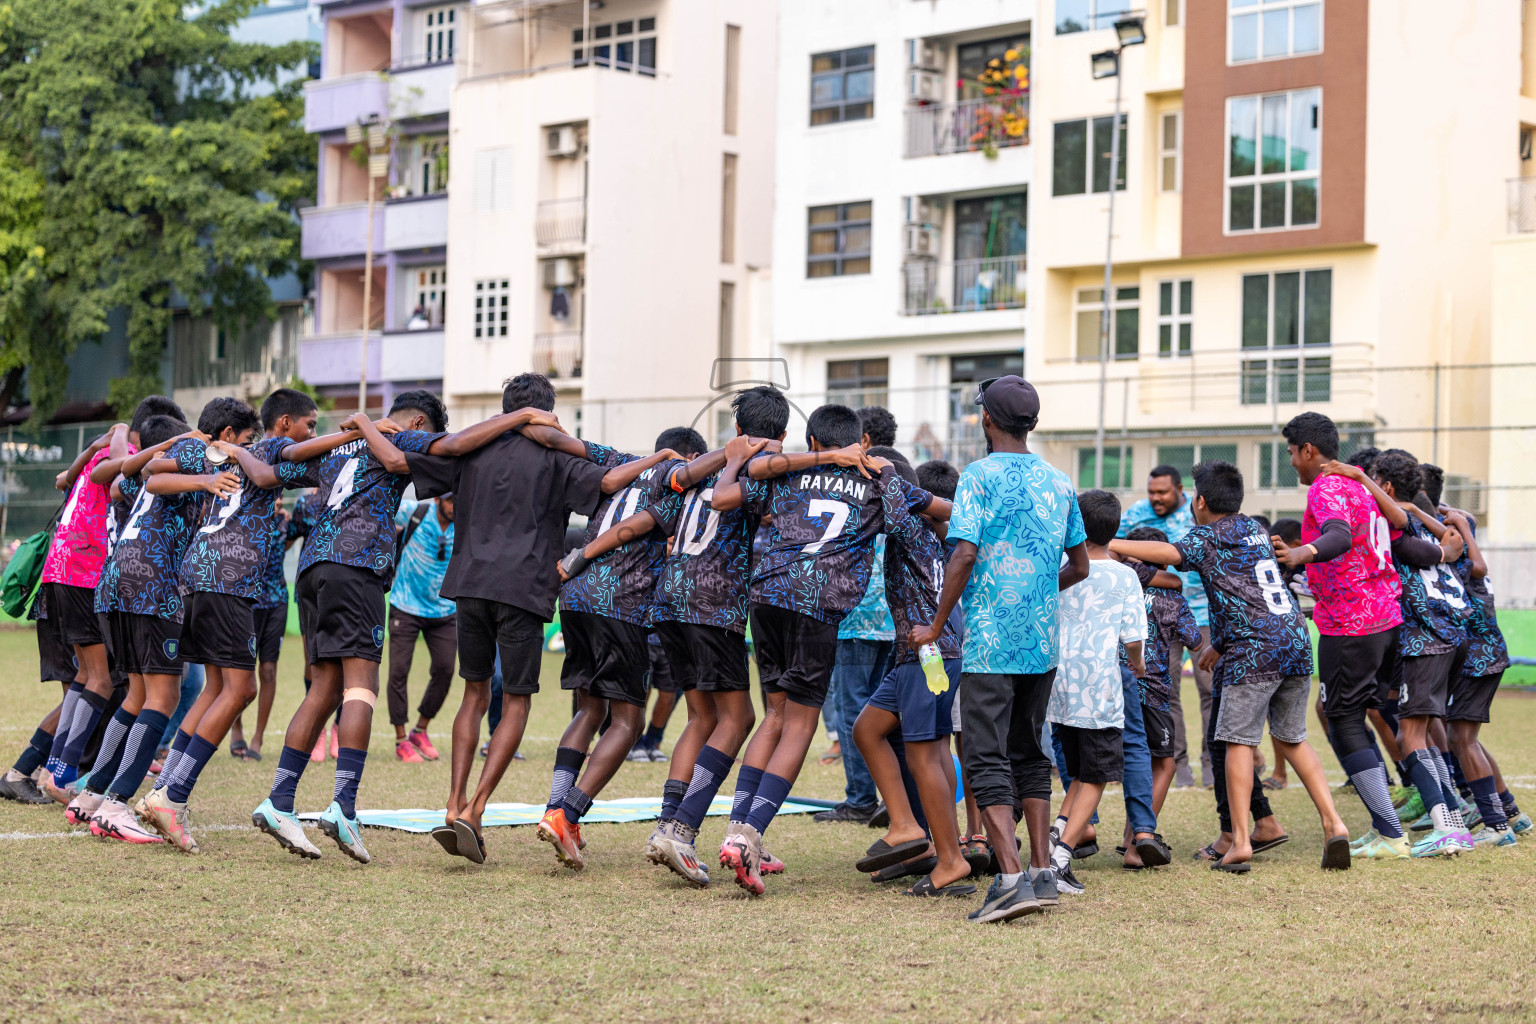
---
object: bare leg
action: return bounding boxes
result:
[284,661,343,755]
[852,706,924,846]
[739,690,786,771]
[908,739,968,888]
[1058,782,1106,849]
[444,678,490,824]
[982,803,1021,873]
[1276,739,1348,839]
[334,657,378,751]
[462,692,532,828]
[702,690,756,758]
[569,701,645,801]
[1267,733,1288,785]
[761,701,822,787]
[666,689,718,786]
[1368,708,1404,765]
[193,666,259,746]
[249,659,278,755]
[177,665,226,743]
[1222,744,1256,866]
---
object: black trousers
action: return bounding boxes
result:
[1208,679,1274,834]
[958,670,1057,812]
[387,608,457,727]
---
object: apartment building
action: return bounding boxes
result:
[438,0,776,450]
[775,0,1535,539]
[299,0,462,410]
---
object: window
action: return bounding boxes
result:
[403,135,448,196]
[827,358,888,409]
[953,193,1027,260]
[573,17,657,75]
[718,282,735,360]
[807,202,871,277]
[956,34,1030,100]
[1057,0,1131,35]
[1053,115,1127,196]
[417,4,457,64]
[1227,88,1319,232]
[1159,112,1181,192]
[1230,0,1321,63]
[473,147,514,212]
[1075,286,1140,361]
[1257,443,1299,488]
[1078,447,1134,489]
[212,328,227,361]
[1165,0,1182,27]
[810,46,874,126]
[1239,269,1332,405]
[721,153,737,264]
[723,25,741,135]
[473,279,508,339]
[1157,443,1238,482]
[1157,279,1193,358]
[406,265,446,328]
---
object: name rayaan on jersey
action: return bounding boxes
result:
[795,474,868,501]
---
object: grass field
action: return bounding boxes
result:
[2,628,1534,1024]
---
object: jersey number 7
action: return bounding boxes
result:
[802,499,850,554]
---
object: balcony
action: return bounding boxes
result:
[533,331,584,380]
[389,60,455,120]
[536,198,587,248]
[904,96,1029,159]
[384,194,448,251]
[301,203,385,261]
[1509,177,1536,233]
[900,255,1027,315]
[297,332,379,388]
[304,73,388,135]
[382,329,446,381]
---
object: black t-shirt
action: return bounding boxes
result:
[405,432,606,621]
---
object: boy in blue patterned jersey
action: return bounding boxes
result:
[1110,460,1350,873]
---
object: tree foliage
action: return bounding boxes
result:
[0,0,315,419]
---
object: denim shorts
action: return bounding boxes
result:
[1213,674,1310,746]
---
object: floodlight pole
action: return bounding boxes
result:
[1093,60,1123,489]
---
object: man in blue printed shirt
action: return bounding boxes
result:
[387,492,456,764]
[914,376,1088,924]
[1118,465,1212,787]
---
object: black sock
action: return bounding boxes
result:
[561,785,594,825]
[547,746,586,810]
[14,727,52,776]
[660,778,688,821]
[643,724,666,748]
[1394,760,1411,788]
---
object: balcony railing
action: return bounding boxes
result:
[536,198,587,247]
[900,255,1027,315]
[904,95,1029,158]
[533,330,584,379]
[1509,176,1536,233]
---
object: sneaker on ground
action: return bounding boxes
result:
[1408,812,1434,833]
[1031,868,1059,907]
[535,807,585,871]
[0,769,53,804]
[625,743,652,763]
[1349,828,1378,850]
[1410,829,1462,858]
[65,789,106,826]
[967,875,1039,924]
[647,820,709,887]
[720,822,765,895]
[1389,785,1417,808]
[89,798,163,844]
[253,797,322,859]
[1354,832,1410,859]
[1509,812,1532,835]
[310,730,327,763]
[1397,791,1426,822]
[760,844,786,875]
[37,771,73,805]
[1055,863,1086,895]
[646,746,669,763]
[139,788,199,853]
[811,801,876,824]
[1472,825,1517,848]
[395,738,425,763]
[1461,801,1482,831]
[317,801,371,864]
[408,730,440,761]
[1449,829,1476,852]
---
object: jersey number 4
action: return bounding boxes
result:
[803,499,850,554]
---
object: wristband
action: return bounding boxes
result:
[1304,543,1318,562]
[561,547,592,577]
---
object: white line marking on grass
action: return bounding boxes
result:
[0,823,256,842]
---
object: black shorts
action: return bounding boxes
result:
[1399,650,1457,720]
[456,597,545,694]
[749,603,839,709]
[296,562,386,664]
[128,613,184,676]
[45,582,104,647]
[1056,724,1124,785]
[559,609,650,707]
[653,620,751,693]
[252,605,285,664]
[646,640,681,693]
[1317,628,1399,717]
[103,611,133,684]
[1142,703,1176,760]
[35,611,77,683]
[1447,669,1502,724]
[179,591,258,670]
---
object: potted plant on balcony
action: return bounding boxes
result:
[965,49,1029,159]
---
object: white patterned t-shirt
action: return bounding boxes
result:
[1047,559,1146,730]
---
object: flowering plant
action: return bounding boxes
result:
[962,48,1029,158]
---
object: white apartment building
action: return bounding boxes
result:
[439,0,776,451]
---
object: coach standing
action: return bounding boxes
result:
[1117,466,1211,789]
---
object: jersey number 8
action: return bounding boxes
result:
[1254,558,1294,615]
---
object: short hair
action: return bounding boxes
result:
[858,406,897,447]
[138,414,188,450]
[1345,446,1380,472]
[131,395,186,438]
[1371,449,1422,502]
[197,397,260,441]
[986,408,1035,440]
[1271,517,1303,545]
[1193,460,1244,515]
[732,385,790,439]
[503,373,556,413]
[1250,513,1272,536]
[1419,463,1445,506]
[1125,525,1168,567]
[391,390,448,433]
[656,426,707,457]
[1148,464,1183,488]
[1076,489,1122,546]
[1281,412,1339,459]
[260,387,318,431]
[917,459,959,500]
[806,403,862,449]
[867,445,917,486]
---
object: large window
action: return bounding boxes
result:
[807,202,871,277]
[573,17,657,74]
[723,24,741,135]
[1075,286,1140,361]
[1157,443,1238,481]
[1228,88,1320,233]
[810,46,874,126]
[405,265,446,329]
[1230,0,1321,63]
[415,4,458,65]
[402,135,448,196]
[956,34,1030,100]
[1078,447,1134,488]
[1159,111,1181,192]
[1156,279,1193,358]
[827,358,888,408]
[473,278,508,339]
[1239,269,1332,405]
[1053,115,1127,196]
[1056,0,1131,35]
[718,282,735,359]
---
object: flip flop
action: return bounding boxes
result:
[871,855,938,883]
[244,748,262,763]
[856,837,931,873]
[1251,834,1291,855]
[453,819,486,864]
[962,836,992,877]
[431,824,462,858]
[1071,841,1099,860]
[1321,834,1351,871]
[1212,859,1251,874]
[1261,776,1287,790]
[1193,843,1223,862]
[229,740,248,760]
[905,875,978,898]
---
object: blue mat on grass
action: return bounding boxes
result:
[300,796,828,833]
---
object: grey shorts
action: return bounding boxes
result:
[1213,674,1310,746]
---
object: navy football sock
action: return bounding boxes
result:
[48,684,84,767]
[1444,748,1472,799]
[14,727,53,777]
[1468,774,1507,828]
[561,785,594,825]
[659,778,688,822]
[1499,788,1521,817]
[333,747,367,818]
[744,772,792,835]
[84,707,138,794]
[59,689,108,771]
[730,764,763,822]
[108,709,168,802]
[167,735,219,803]
[154,729,194,792]
[1341,748,1403,839]
[643,724,666,748]
[269,745,311,814]
[547,746,586,811]
[677,745,735,831]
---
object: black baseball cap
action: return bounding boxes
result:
[975,374,1040,425]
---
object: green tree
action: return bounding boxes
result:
[0,0,315,420]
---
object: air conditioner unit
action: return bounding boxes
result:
[906,69,943,103]
[903,224,940,258]
[903,196,942,228]
[542,257,578,288]
[1444,474,1486,517]
[545,125,579,158]
[905,39,939,71]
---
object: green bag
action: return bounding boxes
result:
[2,499,64,618]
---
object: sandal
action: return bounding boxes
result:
[244,747,262,763]
[961,835,992,877]
[1261,776,1287,791]
[1251,834,1291,855]
[1192,843,1224,862]
[431,823,463,858]
[857,837,931,874]
[229,740,248,760]
[1212,859,1252,874]
[871,855,937,883]
[905,875,978,898]
[818,744,842,766]
[453,819,486,864]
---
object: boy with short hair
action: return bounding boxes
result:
[1111,461,1351,872]
[1046,490,1148,896]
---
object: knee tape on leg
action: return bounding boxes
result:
[342,687,378,708]
[1326,713,1373,758]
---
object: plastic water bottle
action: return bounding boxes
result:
[919,643,949,695]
